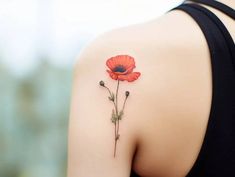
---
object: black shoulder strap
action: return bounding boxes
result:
[168,3,235,176]
[169,3,235,71]
[186,3,235,67]
[185,0,235,19]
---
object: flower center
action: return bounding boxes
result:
[113,65,126,73]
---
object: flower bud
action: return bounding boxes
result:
[125,91,130,97]
[99,80,105,87]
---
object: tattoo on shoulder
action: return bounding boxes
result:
[99,55,141,158]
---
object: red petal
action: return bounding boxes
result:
[118,72,141,82]
[106,58,117,70]
[106,55,135,71]
[106,70,118,80]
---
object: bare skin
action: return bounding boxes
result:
[67,1,235,177]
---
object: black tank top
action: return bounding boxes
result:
[130,0,235,176]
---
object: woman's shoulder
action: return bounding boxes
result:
[69,3,235,176]
[74,9,207,102]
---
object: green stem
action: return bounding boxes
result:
[114,80,120,157]
[104,86,116,109]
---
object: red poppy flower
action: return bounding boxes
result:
[106,55,141,82]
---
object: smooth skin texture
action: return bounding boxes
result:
[67,1,235,177]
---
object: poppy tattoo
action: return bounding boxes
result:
[99,55,141,157]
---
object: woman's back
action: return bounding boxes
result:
[67,1,235,177]
[131,1,235,176]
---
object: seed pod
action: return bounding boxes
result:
[99,80,105,87]
[125,91,130,97]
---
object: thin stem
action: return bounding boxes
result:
[117,121,119,141]
[115,80,120,114]
[114,122,117,157]
[113,80,120,157]
[121,96,128,113]
[104,86,112,98]
[104,86,116,108]
[116,80,120,137]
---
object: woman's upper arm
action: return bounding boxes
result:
[67,38,142,177]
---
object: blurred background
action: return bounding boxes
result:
[0,0,181,177]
